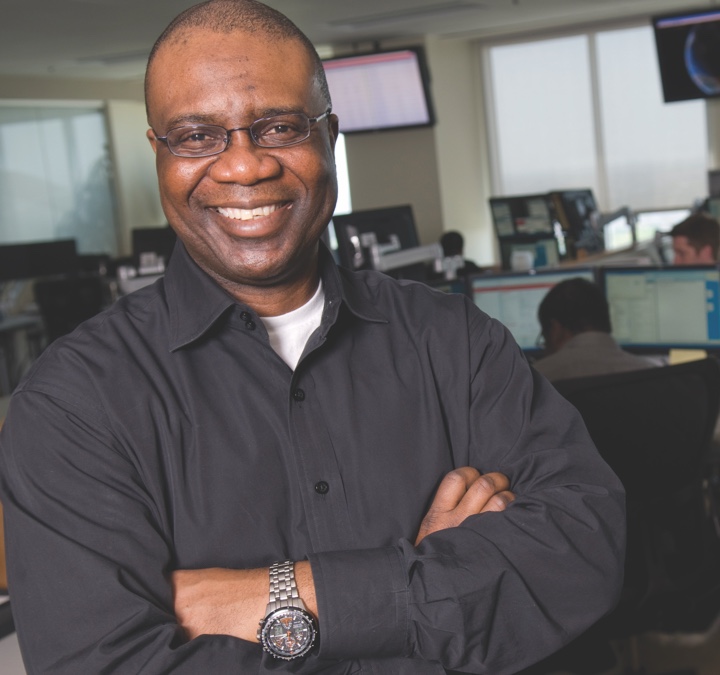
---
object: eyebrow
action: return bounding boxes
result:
[163,107,309,130]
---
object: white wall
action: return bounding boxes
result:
[105,100,165,255]
[0,76,162,256]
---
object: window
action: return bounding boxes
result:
[334,132,352,215]
[0,104,118,254]
[485,24,708,212]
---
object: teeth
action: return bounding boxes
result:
[217,205,278,220]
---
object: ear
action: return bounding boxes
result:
[146,128,159,154]
[327,113,339,150]
[698,244,716,263]
[546,318,574,354]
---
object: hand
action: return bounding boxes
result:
[415,467,515,546]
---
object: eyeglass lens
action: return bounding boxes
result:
[165,113,314,156]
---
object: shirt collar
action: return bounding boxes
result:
[164,240,387,351]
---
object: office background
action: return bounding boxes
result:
[2,0,719,268]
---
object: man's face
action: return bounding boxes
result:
[672,235,714,265]
[146,29,338,295]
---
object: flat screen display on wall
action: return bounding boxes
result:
[322,48,435,134]
[653,8,720,103]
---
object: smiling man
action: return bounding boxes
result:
[0,1,625,673]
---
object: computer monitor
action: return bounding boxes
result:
[131,227,177,264]
[330,205,420,271]
[601,265,720,351]
[489,194,555,238]
[499,237,560,271]
[0,239,78,282]
[469,268,596,351]
[549,189,603,256]
[634,208,690,242]
[603,213,634,252]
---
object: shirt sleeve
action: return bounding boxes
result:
[0,387,268,674]
[309,312,626,673]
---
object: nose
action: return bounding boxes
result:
[206,129,282,185]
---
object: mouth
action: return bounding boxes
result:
[215,203,284,221]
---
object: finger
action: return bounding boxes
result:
[427,467,481,514]
[452,472,512,520]
[478,489,516,514]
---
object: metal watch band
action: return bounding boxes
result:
[266,560,302,613]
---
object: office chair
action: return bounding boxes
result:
[526,358,720,675]
[33,275,106,345]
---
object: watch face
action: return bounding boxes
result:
[260,607,317,660]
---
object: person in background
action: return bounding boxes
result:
[534,277,658,382]
[439,230,482,275]
[669,212,720,265]
[0,1,625,673]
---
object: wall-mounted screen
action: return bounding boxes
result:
[322,48,435,134]
[602,266,720,350]
[470,268,596,351]
[653,8,720,103]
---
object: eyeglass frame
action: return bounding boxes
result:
[152,108,332,158]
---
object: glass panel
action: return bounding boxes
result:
[489,35,598,196]
[334,132,352,216]
[0,106,118,255]
[596,26,707,211]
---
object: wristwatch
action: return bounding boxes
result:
[257,560,317,660]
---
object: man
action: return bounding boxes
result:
[0,1,624,673]
[439,230,482,275]
[669,212,720,265]
[534,277,657,382]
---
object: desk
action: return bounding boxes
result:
[0,314,43,396]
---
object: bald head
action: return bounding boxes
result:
[145,0,331,117]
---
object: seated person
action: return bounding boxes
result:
[669,213,720,265]
[439,230,482,275]
[533,277,657,382]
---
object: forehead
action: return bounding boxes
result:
[147,28,320,126]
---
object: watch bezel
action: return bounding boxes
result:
[258,606,317,660]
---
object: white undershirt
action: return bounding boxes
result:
[260,281,325,370]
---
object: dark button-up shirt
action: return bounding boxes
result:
[0,243,625,674]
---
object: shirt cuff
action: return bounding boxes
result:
[308,546,409,660]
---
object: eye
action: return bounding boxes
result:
[254,115,307,145]
[178,127,222,141]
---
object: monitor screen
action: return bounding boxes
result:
[549,189,603,257]
[499,238,560,271]
[634,208,691,242]
[131,227,177,264]
[470,268,596,351]
[602,266,720,350]
[323,48,435,134]
[489,194,555,238]
[329,205,420,271]
[603,213,634,251]
[0,239,78,282]
[653,8,720,103]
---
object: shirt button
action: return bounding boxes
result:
[292,388,305,402]
[315,481,329,495]
[245,320,256,331]
[240,311,251,321]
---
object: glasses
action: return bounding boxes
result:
[153,109,331,158]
